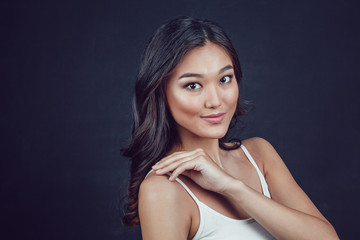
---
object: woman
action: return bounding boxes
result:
[122,16,339,239]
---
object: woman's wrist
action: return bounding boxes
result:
[219,177,247,202]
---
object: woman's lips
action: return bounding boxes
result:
[200,113,226,124]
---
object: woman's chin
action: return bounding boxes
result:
[176,123,230,140]
[200,130,227,140]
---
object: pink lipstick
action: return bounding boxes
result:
[200,113,226,124]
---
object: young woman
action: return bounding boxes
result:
[122,16,339,240]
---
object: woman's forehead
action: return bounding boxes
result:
[172,43,233,76]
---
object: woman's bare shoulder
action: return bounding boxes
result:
[138,171,193,238]
[241,137,278,157]
[241,137,273,148]
[240,137,280,171]
[139,171,186,202]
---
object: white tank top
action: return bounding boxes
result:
[145,144,275,240]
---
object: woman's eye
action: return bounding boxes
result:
[220,75,232,84]
[186,82,201,90]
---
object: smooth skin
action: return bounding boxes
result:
[138,43,339,240]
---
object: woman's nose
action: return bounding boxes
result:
[204,85,221,109]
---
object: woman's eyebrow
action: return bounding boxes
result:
[178,65,233,80]
[219,65,233,74]
[178,73,203,80]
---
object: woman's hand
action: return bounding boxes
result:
[152,148,236,193]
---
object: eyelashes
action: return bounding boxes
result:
[185,82,201,90]
[220,75,232,84]
[184,74,233,90]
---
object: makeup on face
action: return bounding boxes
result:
[200,113,226,124]
[166,42,239,141]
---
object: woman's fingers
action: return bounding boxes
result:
[168,160,200,181]
[153,148,203,170]
[152,149,232,192]
[153,151,203,175]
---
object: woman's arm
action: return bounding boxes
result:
[221,137,339,240]
[138,173,193,240]
[153,137,339,240]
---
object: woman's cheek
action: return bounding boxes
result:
[226,86,239,109]
[172,93,202,116]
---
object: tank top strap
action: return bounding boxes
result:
[144,169,202,204]
[240,145,271,198]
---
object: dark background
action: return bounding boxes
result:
[1,0,359,239]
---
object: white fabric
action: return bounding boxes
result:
[145,144,275,239]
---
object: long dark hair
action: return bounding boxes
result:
[122,16,246,226]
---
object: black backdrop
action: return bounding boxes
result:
[1,0,359,239]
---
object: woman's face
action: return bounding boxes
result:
[166,42,239,140]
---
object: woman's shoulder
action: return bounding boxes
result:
[138,172,196,238]
[140,171,183,201]
[241,136,272,148]
[240,137,280,168]
[241,137,277,156]
[139,171,193,207]
[241,137,286,177]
